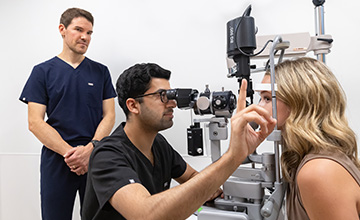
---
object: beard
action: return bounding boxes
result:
[139,105,174,132]
[157,119,174,131]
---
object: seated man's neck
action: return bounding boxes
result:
[124,121,157,161]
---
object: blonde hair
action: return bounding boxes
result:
[266,57,359,182]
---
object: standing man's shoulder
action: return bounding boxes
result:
[29,56,70,77]
[34,56,61,68]
[83,57,110,71]
[19,56,61,104]
[81,57,115,85]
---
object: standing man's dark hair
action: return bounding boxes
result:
[19,7,116,220]
[116,63,171,117]
[60,7,94,28]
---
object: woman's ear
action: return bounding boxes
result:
[126,98,140,115]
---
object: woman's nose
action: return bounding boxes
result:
[258,100,264,107]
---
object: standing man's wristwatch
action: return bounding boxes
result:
[91,140,100,148]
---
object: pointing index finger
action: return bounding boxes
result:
[237,79,248,113]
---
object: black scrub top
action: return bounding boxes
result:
[82,122,187,220]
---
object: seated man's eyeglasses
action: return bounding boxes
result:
[134,89,168,104]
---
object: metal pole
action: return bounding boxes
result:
[314,1,326,63]
[269,36,282,183]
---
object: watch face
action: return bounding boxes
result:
[91,140,99,147]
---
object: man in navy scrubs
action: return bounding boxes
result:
[82,63,277,219]
[19,8,116,220]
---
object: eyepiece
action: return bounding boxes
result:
[165,89,178,100]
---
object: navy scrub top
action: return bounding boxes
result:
[19,56,117,145]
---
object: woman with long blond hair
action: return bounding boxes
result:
[258,57,360,219]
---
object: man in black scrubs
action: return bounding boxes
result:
[82,63,276,220]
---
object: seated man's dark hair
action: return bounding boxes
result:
[116,63,171,118]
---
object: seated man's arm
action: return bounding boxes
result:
[174,163,198,184]
[175,164,222,201]
[109,152,240,220]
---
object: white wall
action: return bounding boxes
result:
[1,0,359,219]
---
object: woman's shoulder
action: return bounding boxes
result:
[297,158,360,219]
[298,150,360,185]
[298,158,347,185]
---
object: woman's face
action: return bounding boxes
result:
[258,75,290,129]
